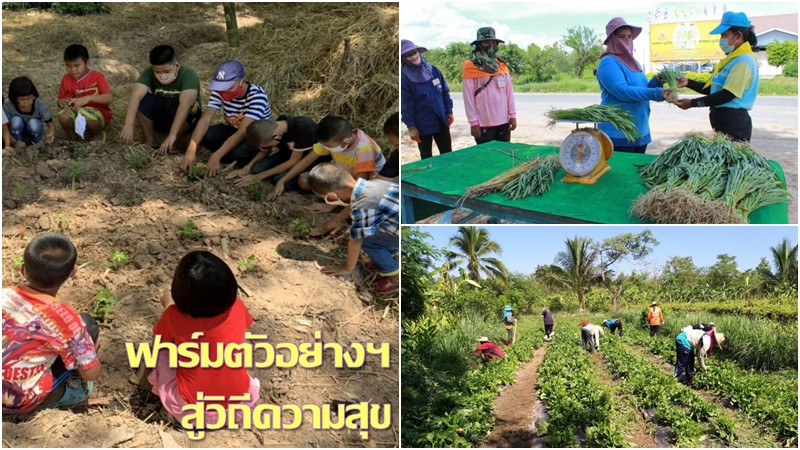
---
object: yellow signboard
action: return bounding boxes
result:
[650,20,726,61]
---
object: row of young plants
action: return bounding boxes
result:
[401,313,542,448]
[621,325,797,445]
[601,337,738,447]
[618,308,797,370]
[536,327,625,447]
[663,298,797,323]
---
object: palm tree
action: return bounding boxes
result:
[540,237,598,313]
[758,238,798,292]
[447,227,507,287]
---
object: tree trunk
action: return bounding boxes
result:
[223,3,239,48]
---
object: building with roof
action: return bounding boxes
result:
[750,13,797,78]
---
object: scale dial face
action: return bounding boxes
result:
[559,130,603,177]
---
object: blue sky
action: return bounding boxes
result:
[400,2,798,71]
[411,225,797,276]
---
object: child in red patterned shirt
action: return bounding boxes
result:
[2,232,101,414]
[57,44,113,141]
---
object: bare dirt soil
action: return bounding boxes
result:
[1,140,399,448]
[479,345,546,448]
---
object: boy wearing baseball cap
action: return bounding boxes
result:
[181,60,272,177]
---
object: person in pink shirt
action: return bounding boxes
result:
[461,27,517,145]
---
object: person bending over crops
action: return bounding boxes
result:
[674,327,725,385]
[596,17,671,154]
[401,40,453,159]
[474,337,505,361]
[119,45,202,154]
[647,301,664,336]
[675,12,758,143]
[542,307,554,341]
[181,60,272,177]
[580,321,604,352]
[462,27,517,145]
[602,318,623,337]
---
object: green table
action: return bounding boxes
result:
[401,141,788,224]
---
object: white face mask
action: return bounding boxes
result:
[155,65,178,85]
[324,194,348,206]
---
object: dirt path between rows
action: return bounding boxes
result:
[623,342,778,447]
[479,345,547,448]
[587,350,659,448]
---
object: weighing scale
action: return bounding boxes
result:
[554,120,614,185]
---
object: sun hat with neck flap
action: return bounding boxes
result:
[471,27,505,46]
[401,39,427,56]
[603,17,642,45]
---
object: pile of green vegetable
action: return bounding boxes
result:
[633,134,791,223]
[459,155,560,204]
[546,104,642,142]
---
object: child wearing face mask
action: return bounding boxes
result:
[265,115,386,236]
[180,59,272,177]
[120,45,202,154]
[57,44,113,142]
[306,163,399,293]
[3,76,56,149]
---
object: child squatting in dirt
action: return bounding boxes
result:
[2,232,102,414]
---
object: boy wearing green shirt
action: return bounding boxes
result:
[120,45,202,154]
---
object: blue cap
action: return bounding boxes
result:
[710,11,751,34]
[207,60,245,91]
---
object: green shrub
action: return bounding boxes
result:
[783,59,798,77]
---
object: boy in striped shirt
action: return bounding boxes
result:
[180,60,271,177]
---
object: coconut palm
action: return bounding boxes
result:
[540,236,598,313]
[758,238,798,292]
[447,227,507,287]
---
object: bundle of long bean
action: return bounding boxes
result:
[658,67,681,103]
[458,157,556,205]
[545,104,642,142]
[501,156,561,200]
[634,134,791,223]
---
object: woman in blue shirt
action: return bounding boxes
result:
[596,17,670,153]
[401,39,454,159]
[676,12,759,143]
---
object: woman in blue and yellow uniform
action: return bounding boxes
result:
[676,11,759,142]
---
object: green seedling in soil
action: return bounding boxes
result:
[238,254,256,273]
[14,182,31,195]
[58,213,70,232]
[128,152,148,169]
[110,250,129,268]
[99,261,109,270]
[72,144,89,158]
[180,219,203,240]
[188,164,206,181]
[288,217,312,237]
[91,287,117,321]
[68,163,83,181]
[12,255,24,268]
[249,178,265,201]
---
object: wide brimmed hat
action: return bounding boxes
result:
[478,336,489,342]
[401,39,427,55]
[207,60,245,91]
[604,17,642,44]
[710,11,751,34]
[715,332,725,348]
[471,27,505,46]
[650,301,658,306]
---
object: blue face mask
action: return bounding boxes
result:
[719,36,735,54]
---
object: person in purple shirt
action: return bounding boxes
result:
[542,307,554,341]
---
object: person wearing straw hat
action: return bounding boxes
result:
[674,327,725,385]
[596,17,670,154]
[461,27,517,145]
[401,39,453,160]
[647,301,664,336]
[675,11,758,143]
[474,336,505,361]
